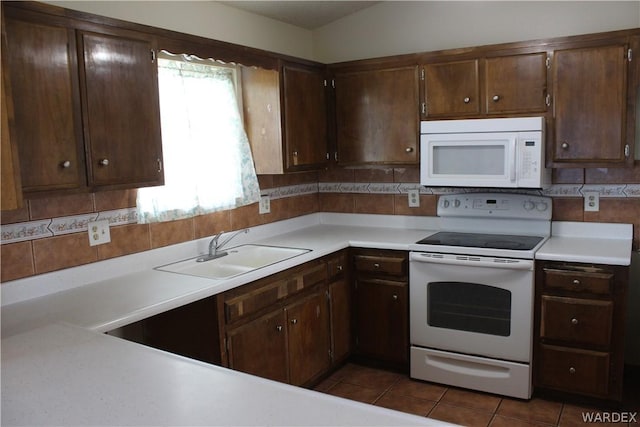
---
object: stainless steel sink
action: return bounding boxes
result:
[156,244,311,279]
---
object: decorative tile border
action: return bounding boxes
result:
[2,182,638,245]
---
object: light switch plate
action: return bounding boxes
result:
[408,189,420,208]
[88,219,111,246]
[259,195,271,214]
[584,191,600,212]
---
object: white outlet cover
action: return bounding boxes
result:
[583,191,600,212]
[259,195,271,214]
[88,219,111,246]
[408,189,420,208]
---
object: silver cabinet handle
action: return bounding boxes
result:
[99,159,110,166]
[561,142,569,149]
[492,95,500,102]
[337,265,343,271]
[61,160,71,168]
[290,319,297,325]
[405,147,414,153]
[571,318,579,325]
[463,97,471,104]
[373,263,380,269]
[572,279,581,285]
[392,294,398,300]
[276,325,283,332]
[569,367,576,374]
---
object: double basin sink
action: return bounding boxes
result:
[156,244,311,280]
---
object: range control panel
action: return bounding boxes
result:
[438,193,551,220]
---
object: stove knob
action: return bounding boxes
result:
[536,201,549,211]
[523,201,535,211]
[453,199,461,208]
[442,199,450,208]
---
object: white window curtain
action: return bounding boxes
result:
[137,52,260,224]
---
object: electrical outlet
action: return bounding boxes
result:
[584,191,600,212]
[408,189,420,208]
[88,219,111,246]
[259,195,271,214]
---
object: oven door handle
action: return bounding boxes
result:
[410,252,533,271]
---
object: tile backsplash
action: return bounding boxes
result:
[1,167,638,283]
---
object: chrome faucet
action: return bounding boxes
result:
[196,228,249,262]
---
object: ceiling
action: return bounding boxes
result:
[219,1,381,29]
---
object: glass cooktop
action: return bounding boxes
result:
[416,232,544,251]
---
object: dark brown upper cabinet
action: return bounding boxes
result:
[333,66,420,165]
[79,31,163,188]
[423,59,481,117]
[485,53,548,115]
[423,53,548,118]
[242,63,328,174]
[551,40,632,167]
[3,5,163,196]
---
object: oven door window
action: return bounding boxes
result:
[427,281,511,336]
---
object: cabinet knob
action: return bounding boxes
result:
[492,95,500,102]
[569,367,576,374]
[571,318,579,325]
[561,142,569,149]
[290,319,298,325]
[276,325,283,332]
[405,147,414,153]
[292,151,298,157]
[99,158,110,166]
[392,294,398,300]
[463,97,471,104]
[337,265,343,271]
[373,263,380,269]
[61,160,71,168]
[572,279,581,285]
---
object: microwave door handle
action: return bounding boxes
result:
[510,138,517,182]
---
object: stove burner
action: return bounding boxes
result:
[416,232,544,251]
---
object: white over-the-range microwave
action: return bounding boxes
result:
[420,116,551,188]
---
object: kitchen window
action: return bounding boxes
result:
[137,51,260,223]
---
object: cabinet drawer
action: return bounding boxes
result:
[540,296,612,347]
[543,268,613,295]
[538,345,609,397]
[225,262,326,323]
[354,254,407,276]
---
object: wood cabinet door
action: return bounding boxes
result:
[552,43,628,165]
[335,66,419,164]
[227,309,288,383]
[485,53,548,114]
[424,59,480,117]
[1,18,23,210]
[79,31,163,189]
[286,291,330,386]
[354,278,408,364]
[329,278,351,364]
[282,65,328,171]
[5,16,85,193]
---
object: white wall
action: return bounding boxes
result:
[45,1,315,61]
[313,1,640,63]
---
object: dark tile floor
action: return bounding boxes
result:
[314,363,640,426]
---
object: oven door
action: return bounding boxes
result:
[409,252,534,363]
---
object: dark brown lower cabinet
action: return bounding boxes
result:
[354,278,408,365]
[225,288,330,386]
[534,261,629,402]
[351,249,409,368]
[286,291,331,386]
[227,309,288,383]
